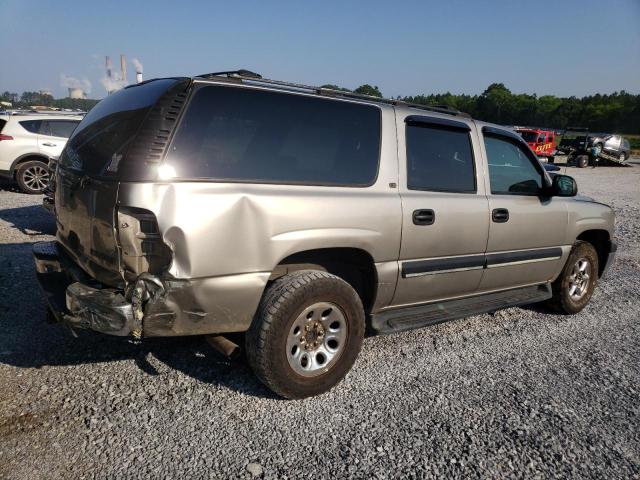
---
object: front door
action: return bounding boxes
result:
[478,128,568,292]
[391,114,490,307]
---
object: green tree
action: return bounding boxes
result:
[354,84,382,98]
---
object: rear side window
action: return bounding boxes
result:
[484,135,542,195]
[60,78,182,176]
[164,86,381,186]
[406,124,476,193]
[19,120,43,134]
[47,120,78,138]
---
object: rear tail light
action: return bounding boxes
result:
[116,207,172,279]
[0,134,13,141]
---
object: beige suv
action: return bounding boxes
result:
[33,71,616,398]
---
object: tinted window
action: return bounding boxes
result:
[164,86,381,186]
[60,78,181,176]
[484,135,542,195]
[0,119,6,132]
[19,120,43,134]
[47,120,78,138]
[519,131,537,142]
[622,139,630,149]
[406,124,475,192]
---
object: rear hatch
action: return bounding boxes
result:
[55,78,190,287]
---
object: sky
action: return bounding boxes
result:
[1,0,639,99]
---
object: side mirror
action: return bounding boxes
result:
[551,174,578,197]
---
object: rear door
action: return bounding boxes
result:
[37,120,78,159]
[391,113,490,307]
[478,127,568,292]
[56,78,190,286]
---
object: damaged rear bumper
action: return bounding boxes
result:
[33,241,269,338]
[33,241,135,336]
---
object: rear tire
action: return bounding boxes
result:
[16,160,49,194]
[576,155,589,168]
[548,241,598,314]
[246,270,365,399]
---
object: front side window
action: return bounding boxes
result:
[164,86,381,186]
[406,124,476,193]
[484,135,542,195]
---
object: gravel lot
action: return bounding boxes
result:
[1,160,639,479]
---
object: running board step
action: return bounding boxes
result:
[371,284,552,334]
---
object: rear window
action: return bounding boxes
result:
[19,120,43,134]
[163,86,381,186]
[60,79,182,176]
[46,120,79,138]
[406,124,476,193]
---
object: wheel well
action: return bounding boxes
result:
[272,248,377,313]
[11,155,49,177]
[576,230,610,277]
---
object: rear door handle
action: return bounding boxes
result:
[492,208,509,223]
[42,142,57,147]
[413,209,435,225]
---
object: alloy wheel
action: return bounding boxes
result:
[22,165,49,192]
[286,301,348,377]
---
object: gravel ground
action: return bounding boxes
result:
[1,160,639,479]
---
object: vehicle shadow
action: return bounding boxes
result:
[0,205,56,236]
[0,240,276,399]
[0,177,21,193]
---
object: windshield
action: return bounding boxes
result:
[59,79,181,176]
[519,131,538,143]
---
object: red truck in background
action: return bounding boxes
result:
[515,127,556,163]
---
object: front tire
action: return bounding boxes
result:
[548,241,599,314]
[16,160,49,194]
[246,270,365,399]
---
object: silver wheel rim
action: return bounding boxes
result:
[23,165,49,191]
[286,301,348,378]
[568,258,591,301]
[619,153,626,162]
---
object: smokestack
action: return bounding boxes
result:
[106,56,112,79]
[120,54,127,83]
[132,58,144,84]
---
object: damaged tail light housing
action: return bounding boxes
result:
[116,207,173,283]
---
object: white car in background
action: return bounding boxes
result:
[0,113,82,193]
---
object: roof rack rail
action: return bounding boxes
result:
[194,70,471,118]
[0,110,86,116]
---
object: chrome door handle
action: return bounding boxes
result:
[42,142,57,147]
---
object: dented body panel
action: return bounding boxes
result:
[116,100,402,333]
